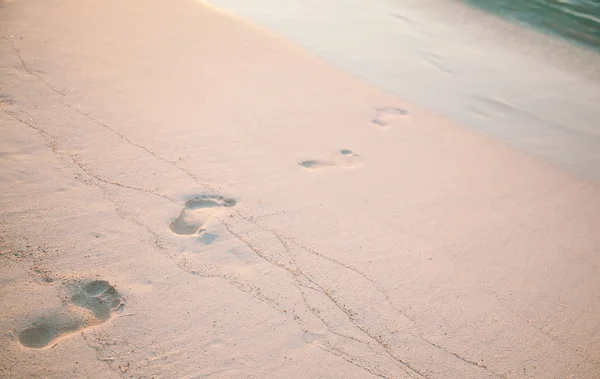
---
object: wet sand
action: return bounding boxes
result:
[207,0,600,181]
[1,0,600,378]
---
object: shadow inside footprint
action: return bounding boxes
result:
[71,280,123,321]
[170,213,210,235]
[298,160,327,169]
[199,233,218,245]
[18,279,122,349]
[299,149,361,170]
[372,107,409,127]
[170,194,237,235]
[185,195,236,210]
[18,314,83,349]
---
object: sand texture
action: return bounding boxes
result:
[1,0,600,378]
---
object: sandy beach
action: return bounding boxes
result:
[1,0,600,378]
[206,0,600,181]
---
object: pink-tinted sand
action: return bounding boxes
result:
[1,0,599,378]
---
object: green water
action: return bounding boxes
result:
[464,0,600,52]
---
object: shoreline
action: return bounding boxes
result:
[460,0,600,55]
[206,0,600,181]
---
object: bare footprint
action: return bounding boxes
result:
[170,194,237,236]
[18,279,124,349]
[18,312,85,349]
[298,149,362,170]
[372,107,409,127]
[71,280,124,321]
[298,160,329,169]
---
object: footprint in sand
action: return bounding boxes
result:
[298,149,362,170]
[169,194,237,236]
[18,280,124,349]
[372,106,409,127]
[71,280,124,321]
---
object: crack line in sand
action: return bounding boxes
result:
[488,290,599,368]
[2,37,66,97]
[60,103,219,194]
[298,262,496,376]
[1,105,59,153]
[300,271,426,378]
[80,332,123,377]
[67,153,179,206]
[217,216,410,375]
[1,105,178,208]
[4,37,217,195]
[220,213,504,378]
[313,343,391,379]
[280,237,500,377]
[219,219,415,378]
[296,284,367,345]
[282,235,417,322]
[296,282,421,378]
[230,209,423,330]
[263,220,378,284]
[217,216,424,378]
[219,215,389,354]
[257,219,505,376]
[216,217,299,274]
[187,265,287,312]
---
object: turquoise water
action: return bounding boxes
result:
[464,0,600,52]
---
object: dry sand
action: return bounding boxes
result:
[1,0,599,378]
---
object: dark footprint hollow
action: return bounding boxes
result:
[373,107,410,127]
[170,194,237,236]
[298,160,320,169]
[19,323,56,349]
[84,280,111,296]
[71,280,123,321]
[185,194,237,210]
[18,280,122,349]
[376,107,409,116]
[18,314,82,349]
[199,233,218,245]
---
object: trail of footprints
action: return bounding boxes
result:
[298,149,362,170]
[18,107,408,358]
[158,106,420,376]
[161,106,489,379]
[19,280,123,349]
[5,42,431,376]
[299,106,410,169]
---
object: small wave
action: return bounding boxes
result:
[464,0,600,52]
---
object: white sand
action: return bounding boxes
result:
[1,0,599,378]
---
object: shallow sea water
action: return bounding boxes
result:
[464,0,600,52]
